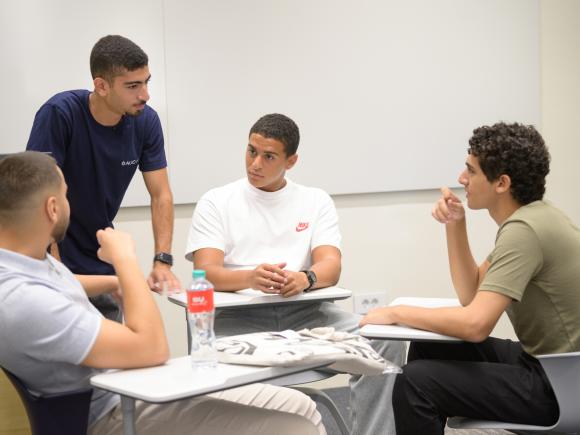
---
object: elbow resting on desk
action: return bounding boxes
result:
[456,290,510,342]
[458,317,495,343]
[150,347,170,367]
[321,268,340,288]
[119,335,170,368]
[137,330,171,367]
[452,300,507,342]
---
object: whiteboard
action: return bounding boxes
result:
[164,0,540,204]
[0,0,540,207]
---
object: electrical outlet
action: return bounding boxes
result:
[353,290,388,315]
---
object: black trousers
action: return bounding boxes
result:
[392,338,559,435]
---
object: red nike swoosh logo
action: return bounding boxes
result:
[296,222,309,232]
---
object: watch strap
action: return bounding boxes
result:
[153,252,173,266]
[301,270,317,292]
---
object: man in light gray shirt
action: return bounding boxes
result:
[0,152,325,435]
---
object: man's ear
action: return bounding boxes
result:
[45,196,58,224]
[93,77,110,97]
[286,154,298,170]
[495,174,512,194]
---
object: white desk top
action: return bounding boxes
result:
[90,356,330,403]
[360,297,462,342]
[168,286,352,309]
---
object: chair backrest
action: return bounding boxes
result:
[1,368,93,435]
[537,351,580,433]
[0,369,30,434]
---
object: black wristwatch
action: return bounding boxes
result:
[153,252,173,266]
[301,270,317,292]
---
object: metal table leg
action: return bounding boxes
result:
[121,395,137,435]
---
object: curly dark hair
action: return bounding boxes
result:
[249,114,300,156]
[90,35,148,83]
[468,122,550,205]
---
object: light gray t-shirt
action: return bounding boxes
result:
[0,249,118,425]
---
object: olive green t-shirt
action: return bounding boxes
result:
[480,201,580,356]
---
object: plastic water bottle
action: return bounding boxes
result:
[187,270,217,369]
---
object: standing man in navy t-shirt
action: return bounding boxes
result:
[26,35,180,321]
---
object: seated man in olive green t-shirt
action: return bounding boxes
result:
[360,122,580,435]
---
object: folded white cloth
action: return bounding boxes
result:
[215,327,401,375]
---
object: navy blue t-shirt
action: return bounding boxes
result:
[26,90,167,275]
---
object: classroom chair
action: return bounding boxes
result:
[447,351,580,433]
[1,367,93,435]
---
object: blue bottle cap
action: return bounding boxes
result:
[193,269,206,279]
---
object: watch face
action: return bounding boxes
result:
[301,270,317,291]
[308,270,317,285]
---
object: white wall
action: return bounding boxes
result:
[114,0,580,358]
[541,0,580,221]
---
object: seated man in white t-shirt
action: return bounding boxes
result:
[185,113,405,435]
[0,152,325,435]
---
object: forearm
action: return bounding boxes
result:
[445,219,479,305]
[113,256,167,350]
[151,193,174,254]
[389,305,489,342]
[310,258,341,290]
[202,264,253,292]
[75,274,118,297]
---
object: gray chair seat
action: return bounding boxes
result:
[448,351,580,434]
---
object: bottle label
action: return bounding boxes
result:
[187,289,214,313]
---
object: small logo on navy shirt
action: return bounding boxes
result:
[121,159,139,166]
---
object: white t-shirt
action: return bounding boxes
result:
[186,178,341,271]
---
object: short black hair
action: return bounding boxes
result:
[90,35,148,83]
[468,122,550,205]
[249,114,300,156]
[0,152,61,224]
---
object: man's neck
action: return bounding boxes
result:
[0,229,50,260]
[258,178,287,193]
[88,92,122,126]
[489,197,523,226]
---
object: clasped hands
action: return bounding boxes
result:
[249,262,309,297]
